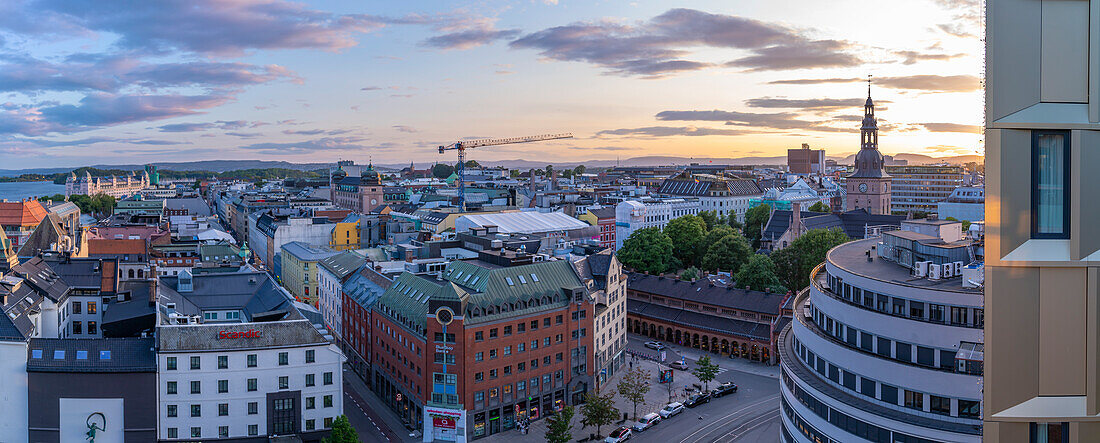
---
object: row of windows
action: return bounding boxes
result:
[166,350,316,370]
[70,321,98,335]
[473,371,565,404]
[827,273,983,329]
[166,396,333,418]
[474,337,564,361]
[811,307,979,375]
[782,371,950,443]
[165,373,333,394]
[793,337,980,420]
[473,315,564,341]
[165,418,334,439]
[475,353,566,381]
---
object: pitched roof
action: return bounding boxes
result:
[628,300,772,341]
[456,211,589,234]
[588,207,616,220]
[626,272,784,315]
[658,176,763,197]
[27,337,156,372]
[319,251,367,280]
[0,200,48,227]
[16,213,68,257]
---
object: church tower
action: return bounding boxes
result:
[845,78,892,215]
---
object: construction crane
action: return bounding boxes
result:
[438,133,573,209]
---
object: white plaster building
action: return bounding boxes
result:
[613,198,702,250]
[316,251,366,341]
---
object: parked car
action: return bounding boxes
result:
[658,402,685,418]
[684,391,712,408]
[669,360,689,370]
[605,426,633,442]
[711,382,739,398]
[644,341,666,351]
[633,412,662,432]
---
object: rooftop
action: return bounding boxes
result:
[0,199,48,227]
[827,238,979,293]
[457,211,590,234]
[27,337,156,373]
[627,272,786,315]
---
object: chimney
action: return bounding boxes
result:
[148,278,157,307]
[405,249,414,262]
[791,202,802,239]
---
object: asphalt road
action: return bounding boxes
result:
[623,340,781,443]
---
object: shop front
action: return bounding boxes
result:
[423,406,466,443]
[469,389,568,440]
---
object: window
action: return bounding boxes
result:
[504,346,511,356]
[190,381,201,394]
[504,326,512,336]
[73,301,82,314]
[191,356,201,370]
[168,428,178,438]
[72,321,82,334]
[929,304,945,323]
[531,320,538,330]
[475,372,484,382]
[218,403,229,416]
[325,417,334,428]
[1030,422,1069,443]
[167,357,177,370]
[909,301,924,319]
[475,331,484,341]
[248,402,258,415]
[248,424,258,436]
[490,328,498,339]
[959,399,980,419]
[191,404,202,417]
[489,349,498,359]
[930,396,951,415]
[490,369,498,379]
[904,390,924,410]
[279,352,289,366]
[306,419,316,431]
[475,391,485,403]
[518,343,525,352]
[219,426,229,437]
[218,355,228,369]
[167,404,177,417]
[1032,131,1070,238]
[247,354,257,367]
[87,321,97,335]
[279,376,289,389]
[306,397,316,409]
[531,340,538,350]
[247,378,257,391]
[504,365,512,375]
[306,349,315,363]
[475,352,484,362]
[87,301,97,314]
[167,381,177,395]
[306,373,315,387]
[218,379,228,393]
[518,322,525,333]
[556,315,563,324]
[324,395,333,407]
[191,427,201,438]
[951,307,969,325]
[324,372,333,385]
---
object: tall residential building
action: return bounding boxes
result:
[845,86,892,215]
[779,220,984,442]
[885,165,965,214]
[985,0,1099,440]
[788,143,826,174]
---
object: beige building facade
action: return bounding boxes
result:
[985,0,1100,440]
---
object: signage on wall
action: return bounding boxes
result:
[86,412,106,442]
[218,329,262,339]
[435,344,454,354]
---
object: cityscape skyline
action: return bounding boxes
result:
[0,0,982,170]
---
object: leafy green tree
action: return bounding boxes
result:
[691,356,721,391]
[680,267,699,281]
[727,214,744,232]
[945,217,972,231]
[579,391,619,438]
[573,165,586,175]
[545,405,574,443]
[617,367,652,420]
[734,255,786,293]
[700,233,752,273]
[510,169,521,178]
[432,163,455,179]
[464,160,481,168]
[744,204,772,247]
[771,228,850,291]
[697,210,719,231]
[617,227,673,274]
[561,169,573,179]
[322,415,359,443]
[807,201,830,212]
[702,225,735,250]
[664,215,707,268]
[546,164,554,177]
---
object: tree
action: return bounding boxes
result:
[680,267,699,281]
[702,225,734,249]
[432,163,454,179]
[464,160,481,168]
[691,356,721,391]
[726,215,744,232]
[664,215,707,268]
[561,169,573,179]
[697,210,719,231]
[545,405,574,443]
[771,228,850,292]
[734,255,786,293]
[744,204,772,247]
[946,217,972,231]
[579,391,619,438]
[573,165,586,176]
[510,169,521,178]
[322,415,359,443]
[617,227,673,274]
[807,201,830,212]
[617,367,652,420]
[700,233,752,274]
[546,164,554,177]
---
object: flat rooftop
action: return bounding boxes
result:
[827,238,980,293]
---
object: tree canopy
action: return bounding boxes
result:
[691,356,721,391]
[807,201,830,212]
[744,204,771,248]
[697,210,719,231]
[617,367,652,420]
[734,254,786,293]
[700,232,752,273]
[432,163,455,179]
[579,391,619,438]
[617,227,674,274]
[40,193,116,216]
[321,415,359,443]
[664,215,707,267]
[545,405,574,443]
[771,228,850,292]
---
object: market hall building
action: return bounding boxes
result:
[625,272,790,364]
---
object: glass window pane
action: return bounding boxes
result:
[1035,133,1067,236]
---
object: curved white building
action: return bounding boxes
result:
[780,219,984,442]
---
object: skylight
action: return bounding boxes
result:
[531,273,539,282]
[54,350,65,359]
[31,349,42,359]
[471,276,480,285]
[76,350,88,360]
[100,350,111,360]
[518,275,527,284]
[506,277,514,286]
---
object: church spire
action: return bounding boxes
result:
[861,75,878,149]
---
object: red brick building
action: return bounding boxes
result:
[588,207,616,250]
[370,251,597,440]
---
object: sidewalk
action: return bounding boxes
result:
[343,366,422,443]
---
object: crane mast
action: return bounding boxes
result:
[438,133,572,209]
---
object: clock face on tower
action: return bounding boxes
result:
[858,183,868,193]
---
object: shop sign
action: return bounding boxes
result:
[218,329,261,339]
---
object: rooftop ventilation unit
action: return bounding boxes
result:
[914,261,931,278]
[928,263,942,280]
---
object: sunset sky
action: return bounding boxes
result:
[0,0,983,169]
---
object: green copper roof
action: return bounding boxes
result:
[443,259,584,324]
